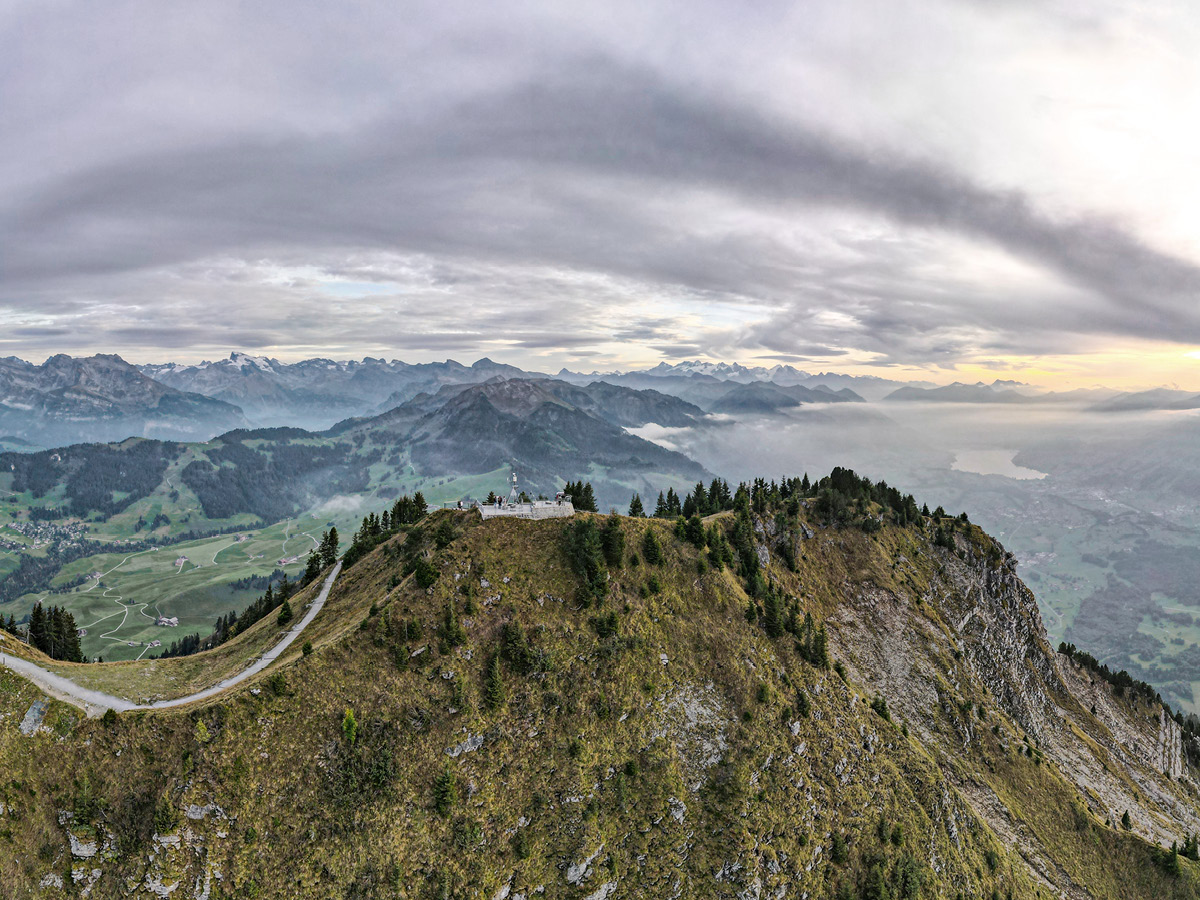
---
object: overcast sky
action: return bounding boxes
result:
[3,0,1200,386]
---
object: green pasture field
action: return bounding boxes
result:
[2,523,310,662]
[0,462,518,662]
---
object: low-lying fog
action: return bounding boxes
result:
[631,401,1164,491]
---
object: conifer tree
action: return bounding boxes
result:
[501,622,535,675]
[628,493,645,517]
[342,708,358,747]
[434,761,458,816]
[303,550,322,585]
[434,518,456,550]
[320,527,340,567]
[690,481,709,515]
[763,589,784,638]
[666,487,681,516]
[28,603,47,653]
[653,491,669,518]
[565,519,608,603]
[642,528,663,565]
[60,609,82,662]
[1165,842,1181,875]
[796,689,811,718]
[276,598,293,626]
[600,512,626,567]
[813,624,830,668]
[441,601,466,647]
[571,481,597,512]
[484,654,506,710]
[682,492,697,519]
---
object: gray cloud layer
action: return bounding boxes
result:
[2,1,1198,370]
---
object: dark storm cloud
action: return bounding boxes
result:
[2,2,1198,369]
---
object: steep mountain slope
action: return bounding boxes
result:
[370,379,711,505]
[1,493,1197,899]
[365,377,705,430]
[539,380,705,428]
[0,354,246,446]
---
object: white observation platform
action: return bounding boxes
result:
[476,471,575,520]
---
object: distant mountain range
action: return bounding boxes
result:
[4,353,1197,451]
[0,354,246,447]
[560,359,919,400]
[884,380,1121,405]
[1089,387,1200,412]
[143,353,535,429]
[1,353,885,448]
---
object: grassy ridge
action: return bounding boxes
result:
[0,508,1195,898]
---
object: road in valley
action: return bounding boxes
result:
[0,563,341,717]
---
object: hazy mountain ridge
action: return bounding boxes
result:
[884,380,1126,405]
[0,354,247,446]
[885,381,1037,404]
[143,353,538,430]
[560,360,920,401]
[9,352,1191,454]
[707,381,864,414]
[1090,387,1200,412]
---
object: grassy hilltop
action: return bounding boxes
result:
[0,482,1198,898]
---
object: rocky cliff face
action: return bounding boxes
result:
[0,506,1197,899]
[827,522,1199,895]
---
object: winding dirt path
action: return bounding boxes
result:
[0,563,341,717]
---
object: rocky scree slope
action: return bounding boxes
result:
[0,505,1197,899]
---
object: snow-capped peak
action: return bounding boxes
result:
[642,360,812,382]
[228,352,276,372]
